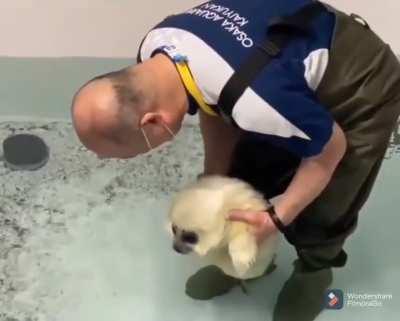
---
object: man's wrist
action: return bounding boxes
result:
[266,205,288,234]
[274,196,303,226]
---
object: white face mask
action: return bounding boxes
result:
[140,122,176,153]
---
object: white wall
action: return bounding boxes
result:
[0,0,399,57]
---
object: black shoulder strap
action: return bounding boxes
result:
[217,1,327,124]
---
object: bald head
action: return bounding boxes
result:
[71,54,189,159]
[71,67,153,157]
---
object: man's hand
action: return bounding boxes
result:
[228,210,279,244]
[227,123,346,244]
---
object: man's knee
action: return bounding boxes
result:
[296,243,348,272]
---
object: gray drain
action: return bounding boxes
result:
[2,134,49,171]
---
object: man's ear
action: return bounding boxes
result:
[140,112,163,126]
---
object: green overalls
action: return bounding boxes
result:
[233,6,400,270]
[177,5,400,271]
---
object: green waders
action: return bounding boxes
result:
[186,6,400,321]
[230,6,400,321]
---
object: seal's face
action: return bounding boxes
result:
[168,188,226,256]
[171,224,199,254]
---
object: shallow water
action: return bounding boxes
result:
[0,119,399,321]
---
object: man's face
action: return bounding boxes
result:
[93,140,147,159]
[71,81,182,160]
[80,122,176,160]
[91,130,150,159]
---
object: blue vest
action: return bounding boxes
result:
[138,0,336,157]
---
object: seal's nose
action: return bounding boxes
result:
[173,243,184,254]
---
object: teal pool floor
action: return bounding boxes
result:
[0,119,399,321]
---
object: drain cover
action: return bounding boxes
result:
[2,134,49,171]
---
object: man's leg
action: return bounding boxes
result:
[273,242,344,321]
[272,142,390,321]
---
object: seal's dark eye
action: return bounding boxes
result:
[172,224,177,235]
[182,232,198,244]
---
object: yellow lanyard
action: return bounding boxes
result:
[175,61,218,117]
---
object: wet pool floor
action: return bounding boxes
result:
[0,119,399,321]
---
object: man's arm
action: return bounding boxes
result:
[198,109,242,176]
[275,122,347,225]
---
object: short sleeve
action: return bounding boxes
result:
[231,57,334,158]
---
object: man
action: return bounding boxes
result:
[71,0,400,319]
